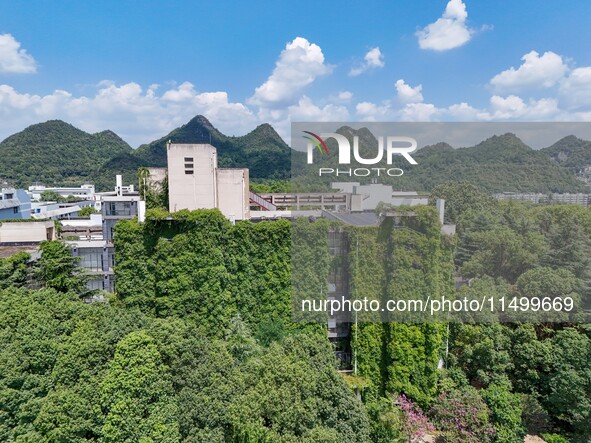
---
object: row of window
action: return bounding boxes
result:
[185,157,194,175]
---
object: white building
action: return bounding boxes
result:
[28,184,95,201]
[331,182,430,211]
[167,143,250,220]
[0,220,56,244]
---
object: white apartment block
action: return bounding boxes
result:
[28,184,95,201]
[167,143,250,221]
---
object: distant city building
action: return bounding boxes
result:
[167,143,250,221]
[255,184,430,214]
[331,182,430,211]
[27,184,96,201]
[494,192,590,207]
[0,188,31,220]
[30,200,95,220]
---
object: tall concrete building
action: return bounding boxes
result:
[68,175,145,294]
[167,143,250,221]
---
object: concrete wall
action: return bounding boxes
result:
[353,184,394,210]
[216,168,250,221]
[0,221,55,244]
[145,167,167,192]
[167,143,218,212]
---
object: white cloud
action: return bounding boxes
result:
[288,96,349,121]
[355,101,392,121]
[0,34,37,74]
[398,103,439,121]
[395,79,424,104]
[486,95,560,120]
[559,67,591,110]
[416,0,474,51]
[327,90,353,104]
[447,102,483,119]
[337,90,353,102]
[0,81,256,146]
[254,95,350,140]
[491,51,568,92]
[349,47,385,76]
[248,37,331,107]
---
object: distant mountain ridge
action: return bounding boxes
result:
[0,116,291,191]
[293,129,588,193]
[0,120,133,188]
[541,135,591,171]
[93,116,291,189]
[403,133,588,192]
[1,117,589,194]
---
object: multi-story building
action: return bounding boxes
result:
[27,184,96,201]
[494,192,591,207]
[101,176,143,243]
[30,200,95,220]
[67,176,145,294]
[167,143,250,221]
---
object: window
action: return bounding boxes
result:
[13,207,18,214]
[5,193,13,199]
[184,156,194,175]
[106,201,132,216]
[78,248,103,272]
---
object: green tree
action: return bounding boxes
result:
[40,190,65,202]
[0,251,30,289]
[430,181,496,224]
[99,330,180,442]
[366,398,404,443]
[482,382,526,443]
[35,241,89,294]
[78,206,98,217]
[461,226,546,283]
[449,323,513,387]
[545,328,591,436]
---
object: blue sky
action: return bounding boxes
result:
[0,0,589,146]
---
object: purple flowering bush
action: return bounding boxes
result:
[429,389,495,443]
[398,394,435,443]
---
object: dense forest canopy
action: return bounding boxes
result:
[1,190,590,441]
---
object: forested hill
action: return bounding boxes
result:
[0,120,133,188]
[131,115,291,179]
[540,135,591,171]
[85,115,292,190]
[401,133,588,192]
[295,130,588,193]
[2,117,590,194]
[0,116,291,191]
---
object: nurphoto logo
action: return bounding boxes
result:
[303,130,418,177]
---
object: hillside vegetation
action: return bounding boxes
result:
[293,130,588,193]
[3,118,590,194]
[0,120,133,188]
[2,197,590,441]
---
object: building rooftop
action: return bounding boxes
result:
[0,199,20,210]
